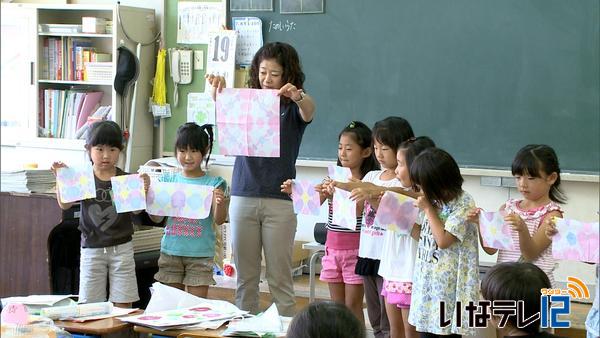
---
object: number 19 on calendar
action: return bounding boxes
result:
[206,30,237,89]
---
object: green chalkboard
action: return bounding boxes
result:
[166,0,600,173]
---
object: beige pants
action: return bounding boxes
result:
[229,196,297,316]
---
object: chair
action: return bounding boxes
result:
[302,223,327,303]
[313,222,327,244]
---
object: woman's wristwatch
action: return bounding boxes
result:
[294,90,306,103]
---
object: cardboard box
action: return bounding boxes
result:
[292,240,309,265]
[82,17,106,34]
[261,240,309,269]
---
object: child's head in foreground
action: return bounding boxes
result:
[481,262,552,334]
[286,301,366,338]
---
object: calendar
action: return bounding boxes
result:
[206,30,238,89]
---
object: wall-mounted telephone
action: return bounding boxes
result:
[169,48,193,85]
[168,48,193,107]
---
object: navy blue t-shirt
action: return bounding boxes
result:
[231,101,310,200]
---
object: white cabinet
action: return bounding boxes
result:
[0,5,36,145]
[0,3,157,172]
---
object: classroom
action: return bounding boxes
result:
[1,0,598,337]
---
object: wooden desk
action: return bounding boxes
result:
[55,316,135,336]
[134,325,226,337]
[0,192,63,297]
[0,192,160,307]
[553,301,592,338]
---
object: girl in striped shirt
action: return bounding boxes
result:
[470,144,566,286]
[331,117,416,338]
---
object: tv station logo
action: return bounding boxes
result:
[439,276,590,329]
[540,276,590,328]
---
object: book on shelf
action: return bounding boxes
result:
[76,91,103,129]
[41,37,106,82]
[42,38,49,80]
[74,105,113,139]
[40,89,104,139]
[46,37,56,81]
[92,52,111,62]
[57,37,63,80]
[73,38,93,81]
[45,37,64,81]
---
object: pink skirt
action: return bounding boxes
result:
[381,279,412,308]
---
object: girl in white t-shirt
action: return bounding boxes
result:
[377,136,436,338]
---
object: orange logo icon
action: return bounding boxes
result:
[566,276,590,299]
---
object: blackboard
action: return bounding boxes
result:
[166,0,600,173]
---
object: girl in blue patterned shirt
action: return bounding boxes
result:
[149,122,228,298]
[407,148,480,337]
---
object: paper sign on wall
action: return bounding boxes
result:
[110,174,146,213]
[177,1,226,44]
[373,191,418,235]
[552,218,599,263]
[146,182,214,219]
[187,92,216,125]
[56,165,96,203]
[291,179,321,216]
[478,210,515,250]
[231,17,263,66]
[216,88,280,157]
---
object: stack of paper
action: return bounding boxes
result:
[0,169,55,193]
[120,303,246,331]
[131,225,163,253]
[121,282,247,331]
[1,295,76,315]
[222,304,290,337]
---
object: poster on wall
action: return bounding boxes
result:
[177,1,226,44]
[231,17,263,66]
[187,93,216,126]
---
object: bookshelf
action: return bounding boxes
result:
[1,3,157,172]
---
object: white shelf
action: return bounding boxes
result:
[38,32,112,38]
[32,4,114,11]
[1,3,157,173]
[17,137,85,151]
[39,80,112,86]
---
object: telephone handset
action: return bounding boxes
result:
[170,49,193,85]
